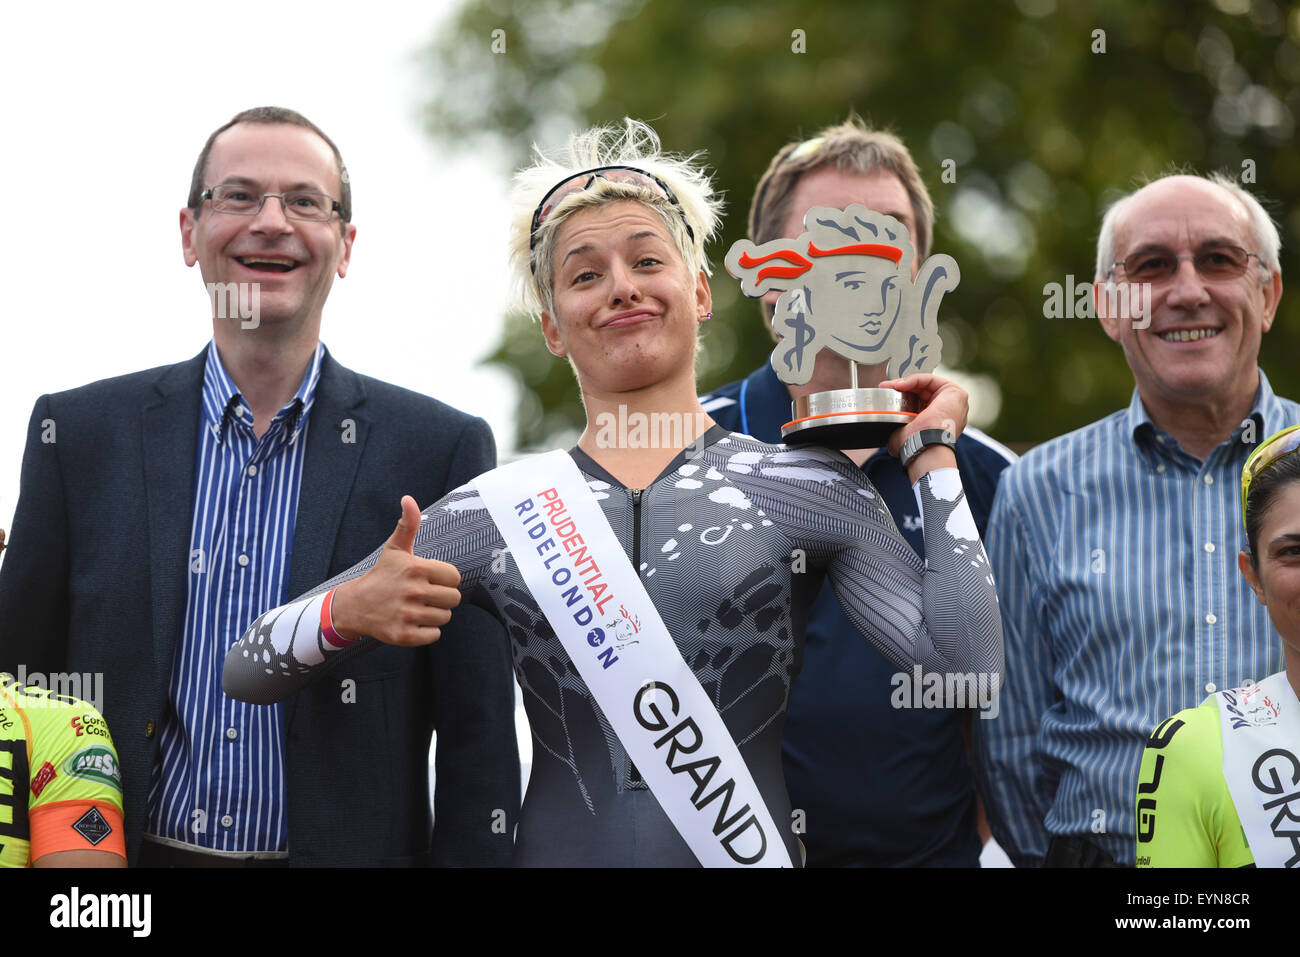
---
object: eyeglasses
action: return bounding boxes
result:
[1108,245,1263,283]
[1241,424,1300,531]
[201,184,342,222]
[528,165,695,273]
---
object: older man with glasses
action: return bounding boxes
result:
[975,172,1298,867]
[0,106,520,867]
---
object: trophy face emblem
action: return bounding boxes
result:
[724,205,961,447]
[725,204,959,385]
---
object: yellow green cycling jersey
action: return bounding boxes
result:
[1135,697,1254,868]
[0,672,126,867]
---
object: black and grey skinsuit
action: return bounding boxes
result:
[223,426,1003,866]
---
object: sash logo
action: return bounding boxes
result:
[515,490,618,670]
[1238,683,1281,727]
[634,681,769,864]
[1220,688,1278,732]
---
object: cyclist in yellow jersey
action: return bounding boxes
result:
[1137,425,1300,868]
[1135,706,1254,867]
[0,672,126,867]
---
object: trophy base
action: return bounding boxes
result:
[781,388,918,449]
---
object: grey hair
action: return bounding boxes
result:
[1095,172,1281,283]
[509,118,722,319]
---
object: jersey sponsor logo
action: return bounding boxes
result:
[31,761,57,798]
[1145,715,1185,749]
[1136,716,1185,844]
[71,806,113,846]
[63,747,122,792]
[0,739,31,841]
[70,713,111,739]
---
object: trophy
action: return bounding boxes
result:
[725,204,960,448]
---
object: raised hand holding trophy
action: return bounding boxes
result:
[725,204,960,448]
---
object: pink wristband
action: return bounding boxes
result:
[320,588,354,647]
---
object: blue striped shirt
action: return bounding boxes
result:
[146,340,323,853]
[975,371,1298,867]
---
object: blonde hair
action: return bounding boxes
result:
[509,118,722,318]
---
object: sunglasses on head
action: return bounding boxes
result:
[528,165,695,273]
[1241,424,1300,531]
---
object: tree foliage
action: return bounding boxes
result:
[422,0,1300,448]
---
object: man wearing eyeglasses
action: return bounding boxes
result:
[700,118,1018,867]
[0,107,520,866]
[975,173,1296,867]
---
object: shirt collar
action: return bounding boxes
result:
[1123,368,1281,465]
[201,340,325,444]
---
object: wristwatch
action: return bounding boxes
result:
[899,428,957,468]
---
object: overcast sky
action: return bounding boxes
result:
[0,0,519,535]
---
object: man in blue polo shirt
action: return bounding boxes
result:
[702,118,1016,866]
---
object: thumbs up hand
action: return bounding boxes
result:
[329,496,463,645]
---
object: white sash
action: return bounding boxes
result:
[474,450,792,868]
[1216,671,1300,868]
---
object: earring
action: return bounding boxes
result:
[699,311,712,322]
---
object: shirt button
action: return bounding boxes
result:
[221,815,234,828]
[144,720,155,739]
[247,464,258,477]
[1203,474,1214,485]
[235,407,245,418]
[225,727,238,741]
[1205,613,1217,625]
[1203,542,1216,553]
[237,554,250,567]
[1205,682,1217,693]
[1155,464,1166,474]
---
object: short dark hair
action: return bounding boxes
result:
[186,106,351,225]
[1244,447,1300,567]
